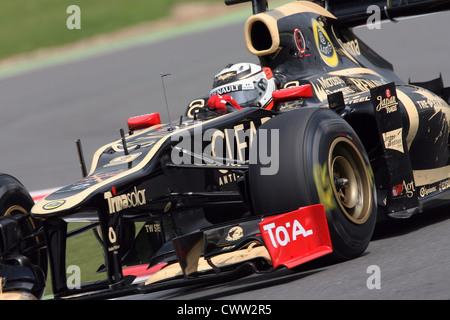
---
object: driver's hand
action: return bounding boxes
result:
[207,94,242,114]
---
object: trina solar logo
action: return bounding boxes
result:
[104,186,146,214]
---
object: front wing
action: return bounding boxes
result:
[64,204,332,300]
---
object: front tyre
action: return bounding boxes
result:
[0,174,47,299]
[249,108,376,259]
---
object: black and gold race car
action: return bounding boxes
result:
[1,0,450,299]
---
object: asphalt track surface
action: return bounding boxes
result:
[1,9,450,300]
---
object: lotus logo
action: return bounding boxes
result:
[226,226,244,241]
[312,19,338,67]
[43,200,66,210]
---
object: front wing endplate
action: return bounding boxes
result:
[259,204,333,269]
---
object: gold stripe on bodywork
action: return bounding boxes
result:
[328,68,381,77]
[396,89,419,150]
[414,165,450,187]
[274,1,336,19]
[32,115,227,215]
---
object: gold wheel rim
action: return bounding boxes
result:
[5,205,28,215]
[4,204,43,267]
[328,137,372,224]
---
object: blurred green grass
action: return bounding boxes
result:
[44,222,144,298]
[43,223,105,298]
[0,0,221,60]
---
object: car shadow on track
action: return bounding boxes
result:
[156,268,325,300]
[371,207,450,241]
[124,208,450,300]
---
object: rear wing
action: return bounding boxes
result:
[326,0,450,27]
[225,0,450,26]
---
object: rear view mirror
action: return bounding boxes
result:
[272,84,313,103]
[127,113,161,132]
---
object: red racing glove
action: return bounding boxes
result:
[207,94,242,114]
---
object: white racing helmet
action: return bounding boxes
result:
[210,63,276,108]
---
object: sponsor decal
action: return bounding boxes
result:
[413,87,448,110]
[417,179,450,198]
[374,87,399,114]
[376,93,398,114]
[110,125,178,153]
[226,226,244,242]
[371,83,419,212]
[218,171,240,186]
[186,98,207,119]
[171,117,279,176]
[43,200,66,210]
[340,39,361,56]
[294,28,305,53]
[262,220,313,248]
[107,226,120,253]
[382,128,404,153]
[391,180,416,198]
[259,204,332,269]
[263,67,273,79]
[344,94,370,105]
[386,88,392,98]
[391,184,403,197]
[312,19,338,67]
[49,170,125,199]
[420,185,437,197]
[212,84,238,95]
[349,78,386,93]
[104,186,146,214]
[439,179,450,192]
[145,222,162,233]
[104,152,142,167]
[211,83,254,96]
[403,180,416,198]
[310,76,354,102]
[215,71,237,84]
[294,28,310,58]
[317,76,345,87]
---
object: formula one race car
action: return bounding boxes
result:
[1,0,450,300]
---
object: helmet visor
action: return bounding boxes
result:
[228,88,260,107]
[210,78,262,107]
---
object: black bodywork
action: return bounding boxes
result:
[239,0,450,217]
[1,0,450,299]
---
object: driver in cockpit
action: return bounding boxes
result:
[186,62,278,117]
[186,62,312,118]
[206,62,277,113]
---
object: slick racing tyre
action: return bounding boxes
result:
[249,108,376,259]
[0,174,47,298]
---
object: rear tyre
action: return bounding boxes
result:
[249,108,376,259]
